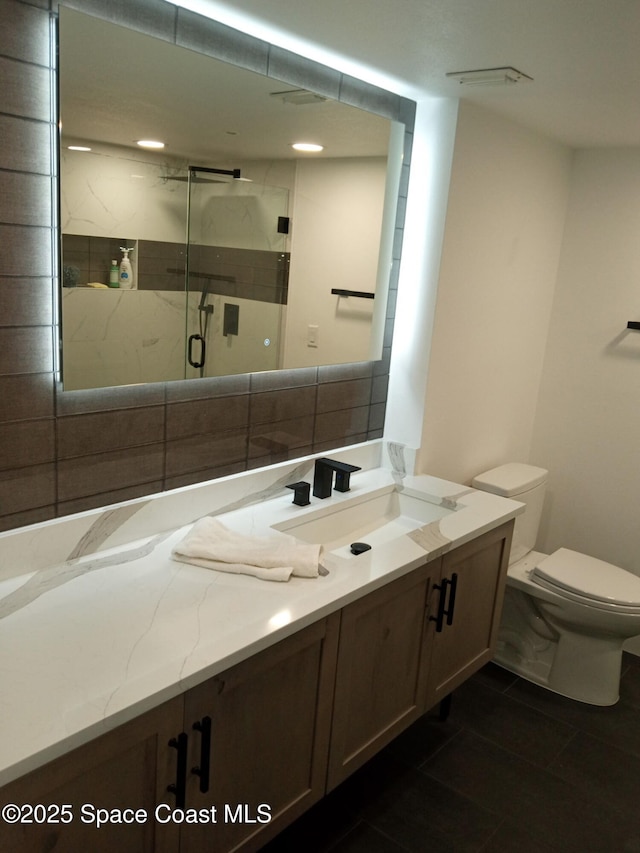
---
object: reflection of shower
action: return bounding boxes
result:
[195,283,214,379]
[184,272,237,377]
[162,166,242,184]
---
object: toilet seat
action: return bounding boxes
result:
[531,548,640,613]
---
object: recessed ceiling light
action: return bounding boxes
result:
[445,67,533,86]
[68,145,91,152]
[291,142,324,153]
[136,139,165,149]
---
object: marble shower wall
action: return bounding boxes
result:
[0,0,414,532]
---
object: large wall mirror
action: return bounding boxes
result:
[58,7,406,391]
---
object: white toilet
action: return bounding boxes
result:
[472,462,640,705]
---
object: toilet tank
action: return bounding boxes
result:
[471,463,548,564]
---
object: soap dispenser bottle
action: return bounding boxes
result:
[109,260,119,288]
[118,247,135,289]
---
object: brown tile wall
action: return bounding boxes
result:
[0,0,414,532]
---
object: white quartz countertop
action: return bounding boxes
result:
[0,449,522,788]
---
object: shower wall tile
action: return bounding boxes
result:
[0,419,55,470]
[0,56,50,119]
[176,7,269,75]
[373,347,392,376]
[57,481,165,517]
[166,374,251,403]
[314,434,368,454]
[0,115,51,173]
[62,0,176,43]
[165,431,248,480]
[0,463,55,521]
[0,279,53,327]
[166,395,249,441]
[0,327,54,375]
[0,374,54,423]
[56,382,166,416]
[57,443,166,502]
[0,505,55,535]
[371,374,389,405]
[339,75,402,120]
[314,407,370,444]
[267,46,341,100]
[318,362,373,384]
[368,402,387,433]
[0,172,52,227]
[248,414,315,460]
[250,367,317,393]
[250,386,317,426]
[0,225,53,277]
[164,461,246,492]
[0,0,49,63]
[56,406,166,459]
[316,377,372,413]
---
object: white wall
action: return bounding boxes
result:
[531,149,640,574]
[416,101,572,484]
[282,156,387,367]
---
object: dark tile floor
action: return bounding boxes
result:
[261,654,640,853]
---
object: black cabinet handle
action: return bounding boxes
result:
[188,334,206,369]
[429,573,458,632]
[444,572,458,626]
[191,716,212,794]
[429,581,447,632]
[167,732,188,809]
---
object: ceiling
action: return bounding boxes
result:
[187,0,640,149]
[59,9,393,164]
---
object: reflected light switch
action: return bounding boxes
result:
[307,324,319,347]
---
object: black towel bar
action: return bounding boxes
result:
[331,288,375,299]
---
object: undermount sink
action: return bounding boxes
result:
[272,486,454,558]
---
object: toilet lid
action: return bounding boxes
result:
[532,548,640,608]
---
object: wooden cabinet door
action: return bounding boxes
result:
[424,520,513,709]
[326,563,437,791]
[180,614,339,853]
[0,696,184,853]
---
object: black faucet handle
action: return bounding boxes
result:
[286,481,311,506]
[322,459,361,493]
[333,465,360,493]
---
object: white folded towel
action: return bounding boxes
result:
[171,517,324,582]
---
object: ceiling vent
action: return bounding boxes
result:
[445,67,533,87]
[270,88,328,105]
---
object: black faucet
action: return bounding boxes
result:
[286,481,311,506]
[312,458,362,499]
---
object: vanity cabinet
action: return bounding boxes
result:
[0,696,183,853]
[326,562,438,790]
[0,520,513,853]
[180,615,340,853]
[424,520,513,709]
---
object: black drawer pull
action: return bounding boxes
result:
[191,716,212,793]
[167,732,188,809]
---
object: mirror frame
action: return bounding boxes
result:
[54,0,415,395]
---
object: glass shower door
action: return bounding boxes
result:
[185,166,290,378]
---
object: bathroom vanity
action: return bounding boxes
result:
[0,447,520,852]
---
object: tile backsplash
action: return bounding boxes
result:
[0,0,413,532]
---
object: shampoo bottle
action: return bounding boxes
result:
[109,260,119,288]
[119,247,135,289]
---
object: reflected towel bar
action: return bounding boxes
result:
[331,288,375,299]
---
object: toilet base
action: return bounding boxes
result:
[493,640,621,706]
[493,585,624,705]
